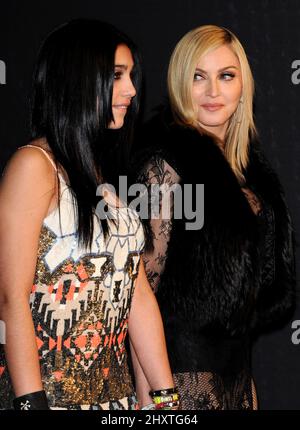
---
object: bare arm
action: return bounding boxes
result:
[0,146,56,397]
[129,340,152,407]
[128,259,174,407]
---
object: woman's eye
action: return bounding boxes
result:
[220,72,235,80]
[114,71,122,80]
[194,73,204,81]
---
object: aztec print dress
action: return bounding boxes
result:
[0,145,145,410]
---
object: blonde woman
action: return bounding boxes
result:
[134,25,296,410]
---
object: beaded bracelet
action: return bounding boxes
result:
[152,393,179,405]
[141,403,156,410]
[155,400,180,410]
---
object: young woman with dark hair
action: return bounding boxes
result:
[0,19,177,410]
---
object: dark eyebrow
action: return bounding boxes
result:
[195,66,239,73]
[114,65,128,70]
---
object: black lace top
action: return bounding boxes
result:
[139,155,275,410]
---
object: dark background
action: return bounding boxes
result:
[0,0,299,410]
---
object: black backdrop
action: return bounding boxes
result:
[0,0,299,410]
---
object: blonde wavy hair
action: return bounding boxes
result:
[168,25,257,184]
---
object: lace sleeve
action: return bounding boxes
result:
[138,155,180,292]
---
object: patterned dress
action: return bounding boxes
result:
[0,146,145,410]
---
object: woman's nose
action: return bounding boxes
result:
[124,77,136,98]
[206,78,220,97]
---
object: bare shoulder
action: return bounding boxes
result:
[24,137,52,153]
[17,137,54,164]
[20,138,70,183]
[1,139,57,194]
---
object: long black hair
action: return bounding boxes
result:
[30,19,142,248]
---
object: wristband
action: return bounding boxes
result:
[13,390,49,410]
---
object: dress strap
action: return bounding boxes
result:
[18,144,57,173]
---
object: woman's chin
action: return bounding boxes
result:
[108,120,124,130]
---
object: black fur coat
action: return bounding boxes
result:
[136,110,296,345]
